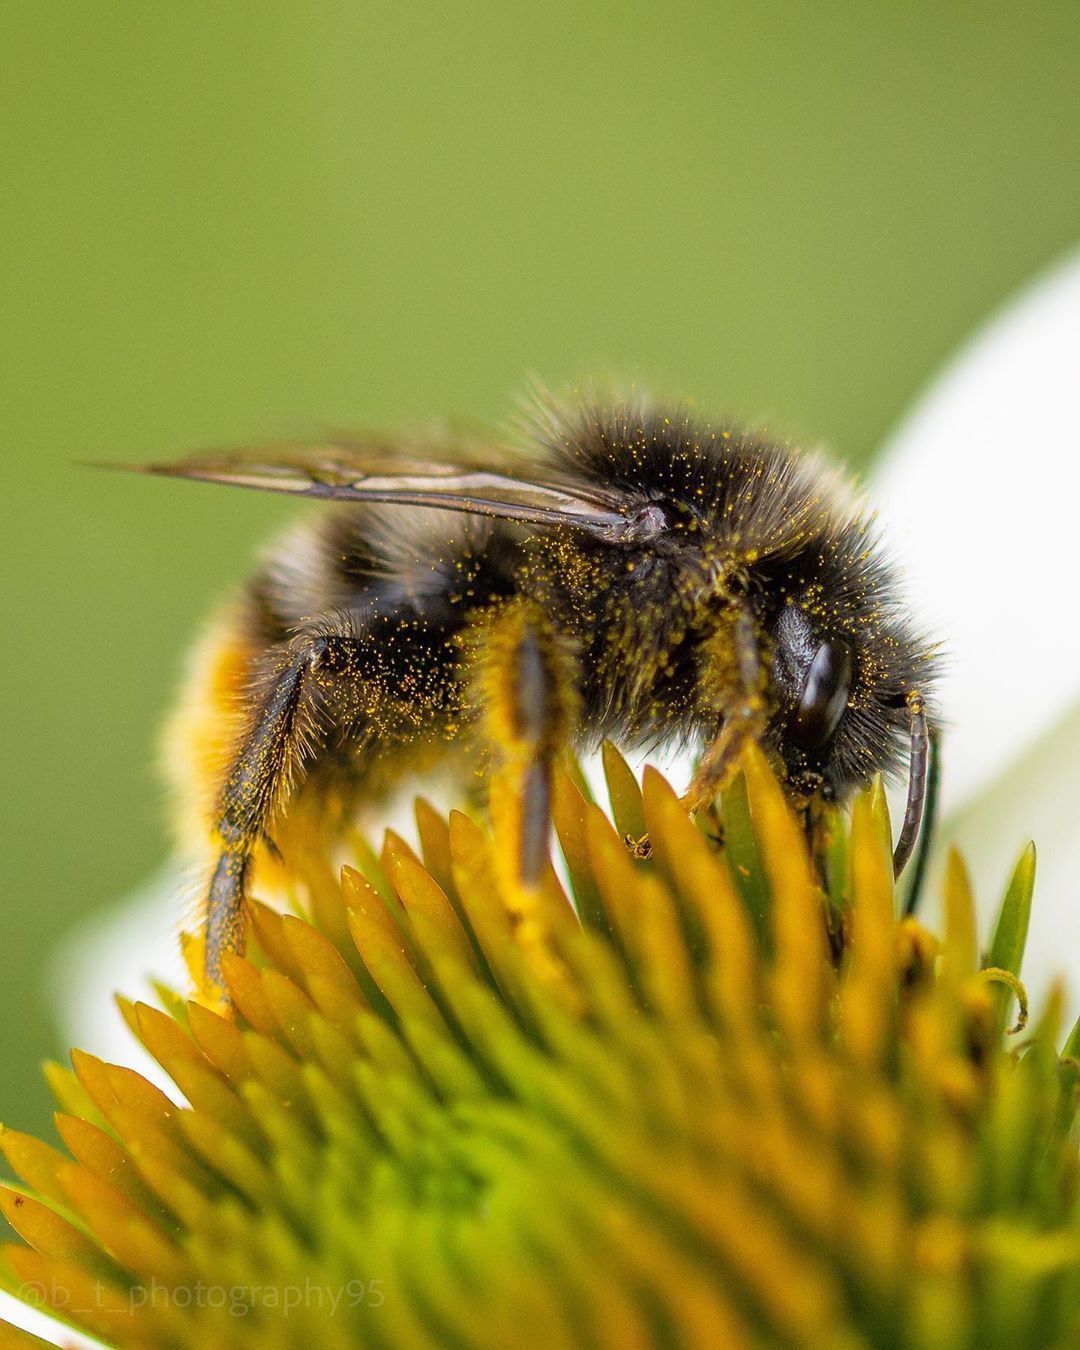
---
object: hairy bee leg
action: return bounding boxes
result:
[473,606,577,885]
[683,606,766,812]
[205,851,251,992]
[513,621,564,883]
[204,626,382,994]
[520,759,553,884]
[682,709,767,812]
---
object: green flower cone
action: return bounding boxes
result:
[2,745,1078,1349]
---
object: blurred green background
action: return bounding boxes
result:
[2,2,1079,1135]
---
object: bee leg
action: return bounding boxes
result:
[520,758,553,885]
[206,850,251,991]
[682,711,766,812]
[900,724,940,915]
[202,648,311,993]
[473,605,577,885]
[683,606,767,812]
[203,625,385,995]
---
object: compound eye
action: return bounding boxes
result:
[789,639,852,750]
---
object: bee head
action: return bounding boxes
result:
[770,604,853,770]
[766,599,928,804]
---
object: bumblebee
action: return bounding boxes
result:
[130,393,936,995]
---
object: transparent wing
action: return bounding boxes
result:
[106,435,654,537]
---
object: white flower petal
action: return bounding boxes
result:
[50,865,187,1094]
[874,249,1080,814]
[0,1289,108,1348]
[875,247,1080,1020]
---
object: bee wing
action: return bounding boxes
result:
[111,439,653,537]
